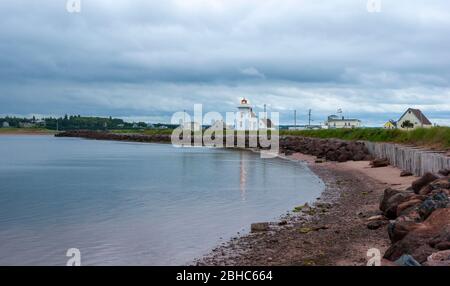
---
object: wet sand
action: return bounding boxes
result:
[196,152,416,266]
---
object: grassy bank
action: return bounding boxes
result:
[281,127,450,150]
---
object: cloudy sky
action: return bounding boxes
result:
[1,0,449,126]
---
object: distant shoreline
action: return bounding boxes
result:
[0,128,57,135]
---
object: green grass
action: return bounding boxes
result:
[280,127,450,150]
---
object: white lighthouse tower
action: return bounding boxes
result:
[236,98,258,131]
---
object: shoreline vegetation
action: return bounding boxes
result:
[283,127,450,151]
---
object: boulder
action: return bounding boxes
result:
[353,151,366,161]
[418,184,433,196]
[384,208,450,263]
[423,250,450,266]
[411,173,439,194]
[438,169,450,177]
[429,178,450,190]
[428,227,450,250]
[371,158,390,168]
[396,199,423,217]
[380,188,402,211]
[367,220,388,230]
[393,254,421,266]
[379,189,415,219]
[400,170,413,177]
[417,192,449,220]
[387,220,426,243]
[251,222,270,232]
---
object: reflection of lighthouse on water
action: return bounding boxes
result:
[239,151,247,201]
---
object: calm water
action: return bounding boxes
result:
[0,135,324,265]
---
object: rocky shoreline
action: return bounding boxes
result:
[56,131,372,164]
[196,154,450,266]
[195,158,391,266]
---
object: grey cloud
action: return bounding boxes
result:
[0,0,449,125]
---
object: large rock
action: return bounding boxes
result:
[251,222,270,232]
[280,137,371,163]
[387,219,425,243]
[423,250,450,266]
[417,192,449,220]
[400,170,413,177]
[429,178,450,190]
[379,188,415,219]
[384,208,450,263]
[411,173,439,194]
[371,158,390,168]
[396,199,423,217]
[438,169,450,176]
[380,188,402,211]
[393,254,421,266]
[367,220,388,230]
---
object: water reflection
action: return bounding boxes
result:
[0,136,325,265]
[239,151,248,201]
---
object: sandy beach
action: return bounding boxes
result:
[196,152,417,266]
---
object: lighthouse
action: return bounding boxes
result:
[236,98,258,131]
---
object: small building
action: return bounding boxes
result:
[384,120,397,129]
[397,108,432,130]
[2,121,10,128]
[18,122,35,128]
[325,115,361,129]
[235,98,273,131]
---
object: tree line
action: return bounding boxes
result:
[0,115,150,131]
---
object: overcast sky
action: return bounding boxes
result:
[1,0,449,126]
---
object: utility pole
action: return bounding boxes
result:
[294,110,297,128]
[308,109,311,127]
[263,104,266,119]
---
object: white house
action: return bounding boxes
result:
[325,115,361,129]
[2,121,9,128]
[397,108,432,129]
[235,98,273,131]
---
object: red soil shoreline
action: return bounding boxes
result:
[196,153,416,266]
